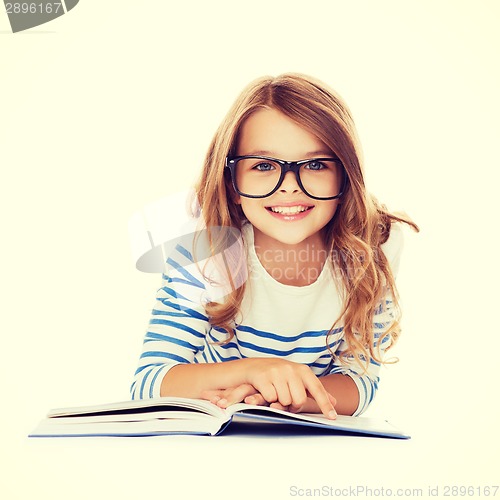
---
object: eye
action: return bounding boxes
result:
[253,162,276,172]
[305,160,327,171]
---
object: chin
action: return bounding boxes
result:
[266,230,317,247]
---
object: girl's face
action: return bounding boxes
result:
[234,107,340,250]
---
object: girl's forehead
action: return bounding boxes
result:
[236,108,331,158]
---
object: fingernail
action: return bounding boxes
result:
[218,398,227,407]
[328,410,337,419]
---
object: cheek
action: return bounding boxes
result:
[322,200,340,221]
[239,199,252,217]
[239,199,265,222]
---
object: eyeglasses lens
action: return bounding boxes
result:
[234,158,342,199]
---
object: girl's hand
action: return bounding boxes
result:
[244,393,337,415]
[200,383,261,408]
[244,358,338,419]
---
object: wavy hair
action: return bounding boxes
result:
[194,73,419,372]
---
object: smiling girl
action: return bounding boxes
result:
[131,73,418,418]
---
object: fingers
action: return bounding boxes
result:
[247,359,337,418]
[287,375,309,412]
[200,389,224,405]
[273,364,337,418]
[215,383,259,408]
[200,384,270,408]
[275,369,331,416]
[273,379,293,407]
[252,383,278,405]
[203,360,338,419]
[244,393,267,406]
[269,402,289,411]
[303,375,337,419]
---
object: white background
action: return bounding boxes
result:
[1,1,499,499]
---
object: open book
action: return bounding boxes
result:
[29,397,410,439]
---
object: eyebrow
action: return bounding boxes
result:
[244,149,336,158]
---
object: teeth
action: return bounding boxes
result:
[269,206,309,214]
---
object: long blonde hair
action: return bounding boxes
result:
[195,73,419,372]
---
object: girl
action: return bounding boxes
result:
[130,73,418,418]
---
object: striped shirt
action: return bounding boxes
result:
[131,222,404,416]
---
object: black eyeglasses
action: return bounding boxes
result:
[225,155,346,200]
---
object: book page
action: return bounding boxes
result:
[226,403,408,438]
[47,397,227,419]
[29,418,224,437]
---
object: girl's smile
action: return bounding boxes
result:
[265,202,315,220]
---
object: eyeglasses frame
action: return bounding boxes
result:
[225,155,347,200]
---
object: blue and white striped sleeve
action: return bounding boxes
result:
[130,245,210,400]
[325,222,405,416]
[327,290,398,416]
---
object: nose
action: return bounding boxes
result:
[279,170,301,193]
